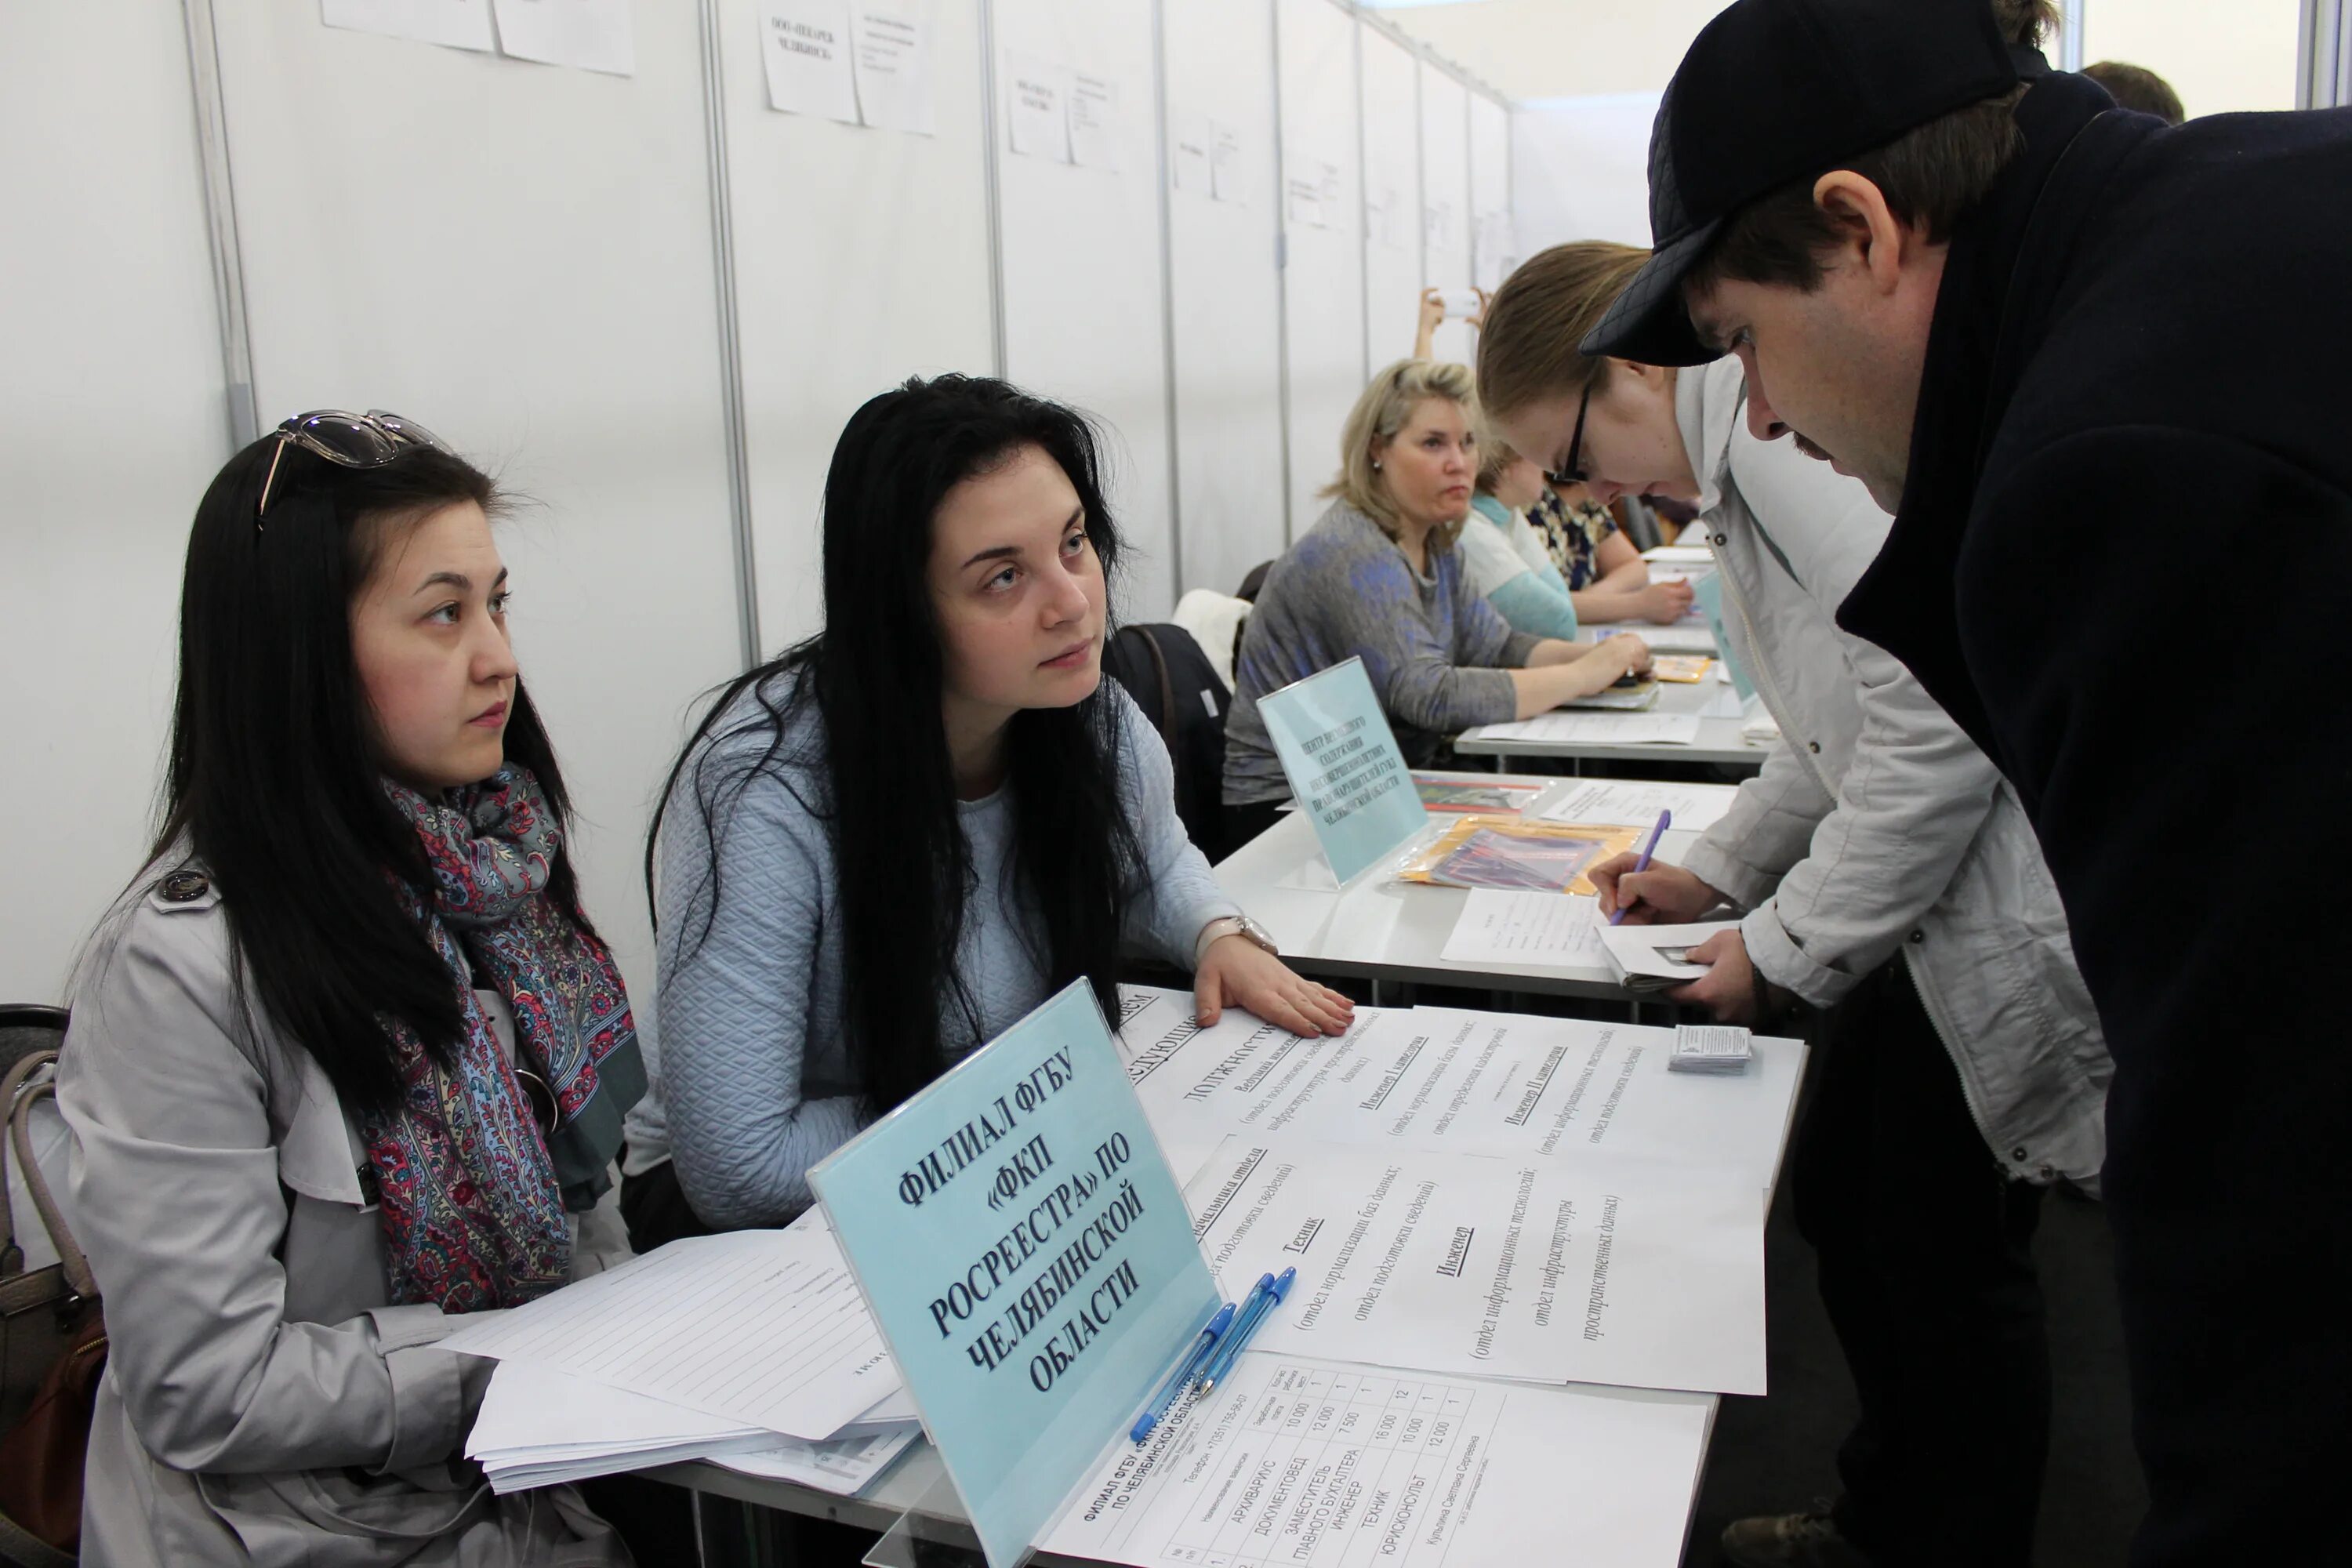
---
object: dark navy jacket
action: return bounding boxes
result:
[1841,71,2352,1566]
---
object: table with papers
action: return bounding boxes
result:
[1210,776,1708,1002]
[1455,673,1776,770]
[642,989,1807,1568]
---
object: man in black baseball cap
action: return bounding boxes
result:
[1602,2,2352,1566]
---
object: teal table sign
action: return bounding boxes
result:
[1690,572,1759,704]
[810,982,1220,1568]
[1257,655,1429,885]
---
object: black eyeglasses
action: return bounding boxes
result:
[1542,382,1595,488]
[256,409,452,526]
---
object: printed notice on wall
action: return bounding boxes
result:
[323,0,495,52]
[1210,119,1245,203]
[1068,71,1120,170]
[1008,56,1074,162]
[1171,109,1211,195]
[491,0,634,75]
[759,0,859,123]
[850,3,935,135]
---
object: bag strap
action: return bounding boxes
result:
[1134,628,1178,757]
[0,1050,48,1279]
[0,1509,76,1568]
[5,1053,95,1305]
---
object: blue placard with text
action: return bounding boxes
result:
[1690,572,1759,704]
[810,983,1220,1568]
[1258,656,1430,884]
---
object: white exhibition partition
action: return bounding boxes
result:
[0,0,1515,1004]
[1417,62,1475,366]
[0,2,230,1000]
[1359,21,1425,366]
[1512,93,1662,254]
[1275,0,1366,539]
[994,0,1178,621]
[1163,0,1290,600]
[205,5,746,1000]
[1469,91,1514,291]
[717,0,997,655]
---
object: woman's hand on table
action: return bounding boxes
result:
[1195,938,1355,1036]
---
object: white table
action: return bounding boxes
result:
[652,996,1806,1568]
[1454,677,1775,771]
[1211,775,1704,1004]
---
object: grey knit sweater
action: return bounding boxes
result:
[1223,501,1538,804]
[621,673,1236,1227]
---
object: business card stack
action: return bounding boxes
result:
[1669,1024,1753,1076]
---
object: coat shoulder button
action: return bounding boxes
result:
[160,869,211,903]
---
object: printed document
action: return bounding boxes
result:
[439,1226,898,1439]
[1119,989,1802,1190]
[1440,889,1607,970]
[1185,1138,1767,1394]
[1475,712,1703,747]
[1537,779,1744,834]
[1042,1355,1711,1568]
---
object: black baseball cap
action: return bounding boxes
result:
[1581,0,2024,367]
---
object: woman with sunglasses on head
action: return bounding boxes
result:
[1479,243,2111,1568]
[1218,359,1652,848]
[615,376,1350,1250]
[57,413,641,1566]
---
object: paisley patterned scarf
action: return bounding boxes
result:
[368,765,646,1312]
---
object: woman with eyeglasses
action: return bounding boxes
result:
[56,413,641,1565]
[1479,242,2112,1568]
[615,376,1351,1254]
[1218,358,1653,848]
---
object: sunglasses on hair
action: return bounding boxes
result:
[256,409,453,525]
[1542,382,1595,488]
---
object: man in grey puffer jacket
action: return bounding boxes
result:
[1497,339,2108,1568]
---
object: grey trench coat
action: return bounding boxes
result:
[57,870,633,1566]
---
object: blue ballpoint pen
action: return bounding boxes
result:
[1196,1268,1295,1393]
[1189,1274,1272,1392]
[1131,1301,1236,1444]
[1608,808,1673,926]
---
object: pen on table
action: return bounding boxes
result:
[1131,1301,1235,1444]
[1187,1273,1270,1392]
[1196,1268,1295,1394]
[1609,808,1674,927]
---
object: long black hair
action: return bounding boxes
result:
[151,431,590,1115]
[649,376,1144,1116]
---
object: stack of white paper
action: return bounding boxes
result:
[1599,918,1744,993]
[1670,1024,1755,1076]
[1479,711,1704,747]
[445,1224,920,1494]
[467,1360,919,1494]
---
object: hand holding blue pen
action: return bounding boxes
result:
[1131,1301,1235,1444]
[1608,809,1673,926]
[1195,1268,1295,1394]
